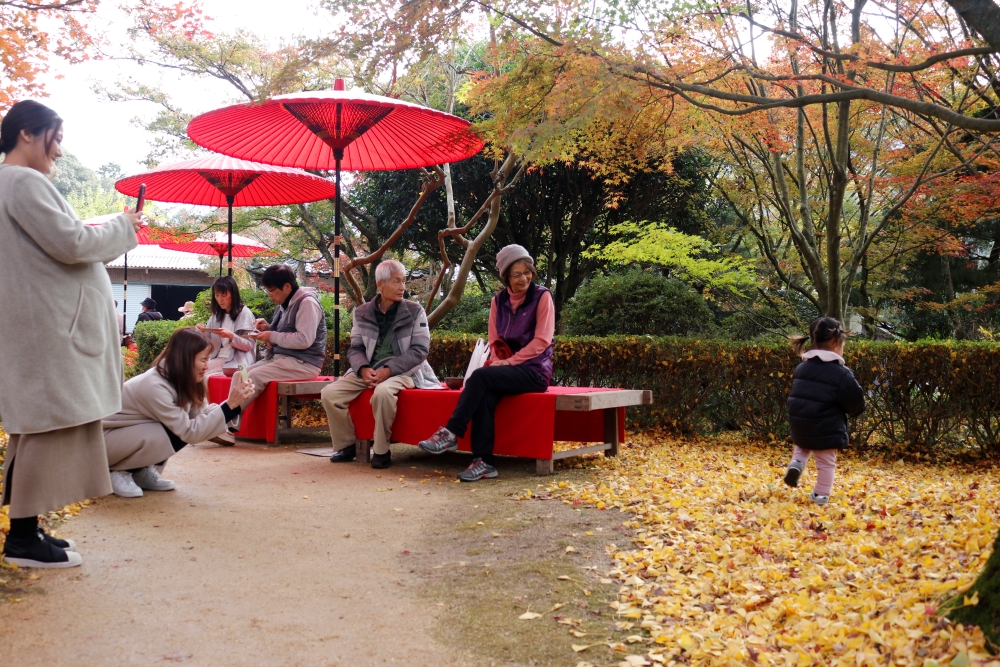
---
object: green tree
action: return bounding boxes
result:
[562,270,716,337]
[53,152,128,218]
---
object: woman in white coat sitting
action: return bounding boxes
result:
[103,328,255,497]
[196,275,256,376]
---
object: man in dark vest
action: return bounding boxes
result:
[237,265,326,419]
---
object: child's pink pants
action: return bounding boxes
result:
[790,446,838,496]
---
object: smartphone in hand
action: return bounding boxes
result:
[238,364,249,384]
[136,183,146,213]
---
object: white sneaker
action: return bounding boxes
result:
[133,465,176,492]
[110,471,143,498]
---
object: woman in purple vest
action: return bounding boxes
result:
[419,245,555,481]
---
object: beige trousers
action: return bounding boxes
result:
[239,354,321,411]
[104,422,175,471]
[321,373,414,455]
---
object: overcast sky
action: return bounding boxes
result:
[38,0,335,177]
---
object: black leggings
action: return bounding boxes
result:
[446,365,547,464]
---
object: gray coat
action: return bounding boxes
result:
[0,164,137,434]
[346,296,440,389]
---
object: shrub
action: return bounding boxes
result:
[562,271,716,336]
[131,318,1000,460]
[427,334,1000,460]
[434,290,492,334]
[132,319,184,375]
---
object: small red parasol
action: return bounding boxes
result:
[159,231,275,277]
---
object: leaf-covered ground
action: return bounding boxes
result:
[539,433,998,667]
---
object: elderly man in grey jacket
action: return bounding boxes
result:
[322,260,440,469]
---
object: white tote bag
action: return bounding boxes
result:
[463,338,492,382]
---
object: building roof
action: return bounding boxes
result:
[107,244,209,271]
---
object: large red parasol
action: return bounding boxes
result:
[186,79,484,376]
[159,231,274,277]
[115,155,337,276]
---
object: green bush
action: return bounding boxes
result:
[132,319,184,375]
[131,312,1000,460]
[427,334,1000,460]
[434,290,492,334]
[562,271,716,336]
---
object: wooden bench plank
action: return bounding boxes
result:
[551,443,612,460]
[277,380,335,396]
[554,389,652,412]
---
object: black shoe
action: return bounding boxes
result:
[371,451,392,469]
[330,444,356,463]
[3,532,82,569]
[784,460,804,488]
[39,528,76,552]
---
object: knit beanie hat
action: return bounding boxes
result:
[496,244,534,284]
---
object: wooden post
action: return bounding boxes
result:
[357,439,372,464]
[276,394,290,444]
[536,458,555,475]
[603,408,620,458]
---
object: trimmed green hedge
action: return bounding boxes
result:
[131,319,184,377]
[426,335,1000,459]
[132,328,1000,458]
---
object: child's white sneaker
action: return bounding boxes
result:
[784,460,804,487]
[809,491,829,505]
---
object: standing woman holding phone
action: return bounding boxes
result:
[0,100,142,568]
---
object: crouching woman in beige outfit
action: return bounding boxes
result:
[103,328,255,498]
[0,101,141,569]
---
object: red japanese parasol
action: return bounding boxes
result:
[88,213,194,336]
[186,79,484,376]
[159,231,275,277]
[115,155,337,276]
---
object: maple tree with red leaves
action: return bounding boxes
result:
[0,0,99,110]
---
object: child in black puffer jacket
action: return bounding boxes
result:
[783,317,865,505]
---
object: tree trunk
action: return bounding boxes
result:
[949,529,1000,644]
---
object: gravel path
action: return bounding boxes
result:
[0,441,473,667]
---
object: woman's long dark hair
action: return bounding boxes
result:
[211,276,243,321]
[790,317,847,355]
[154,328,210,410]
[1,100,63,155]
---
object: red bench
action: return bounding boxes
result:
[207,376,652,474]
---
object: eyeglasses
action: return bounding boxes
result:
[264,287,280,294]
[509,271,533,280]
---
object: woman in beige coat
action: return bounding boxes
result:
[0,100,142,569]
[103,328,254,497]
